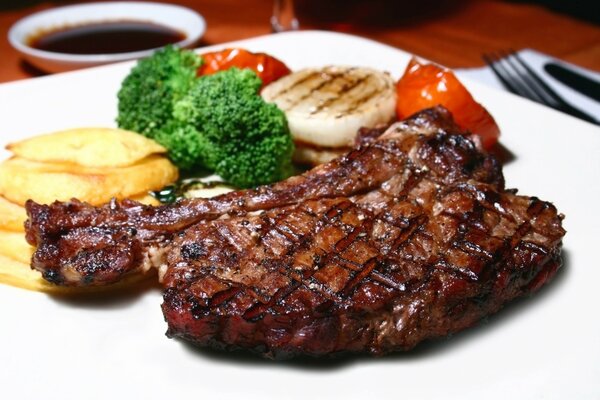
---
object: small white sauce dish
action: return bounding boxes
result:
[8,2,206,73]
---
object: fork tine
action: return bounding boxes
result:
[484,52,543,102]
[508,50,566,106]
[499,49,552,105]
[502,50,560,107]
[500,51,549,103]
[483,53,522,96]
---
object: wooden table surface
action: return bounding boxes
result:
[1,0,599,83]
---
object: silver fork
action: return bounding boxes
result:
[483,50,599,125]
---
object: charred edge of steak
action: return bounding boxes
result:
[164,256,563,360]
[25,199,149,285]
[25,107,501,287]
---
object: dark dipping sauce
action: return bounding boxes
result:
[28,20,186,54]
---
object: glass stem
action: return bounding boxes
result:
[271,0,299,32]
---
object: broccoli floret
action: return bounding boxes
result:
[149,122,216,170]
[116,45,202,168]
[117,48,294,187]
[173,68,294,188]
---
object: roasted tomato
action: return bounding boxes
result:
[396,58,500,149]
[198,48,291,89]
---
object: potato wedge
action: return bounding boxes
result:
[7,127,167,168]
[0,195,27,231]
[0,155,177,206]
[0,229,33,264]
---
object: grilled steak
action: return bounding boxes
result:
[25,107,565,357]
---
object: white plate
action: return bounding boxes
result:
[0,31,598,400]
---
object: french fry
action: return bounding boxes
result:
[0,229,33,264]
[0,195,27,232]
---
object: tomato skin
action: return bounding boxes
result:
[396,58,500,149]
[198,48,291,89]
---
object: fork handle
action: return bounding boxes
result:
[557,102,600,125]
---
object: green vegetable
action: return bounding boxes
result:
[153,177,233,204]
[116,45,203,169]
[173,67,294,188]
[117,48,294,188]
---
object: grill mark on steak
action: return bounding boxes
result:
[24,106,565,358]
